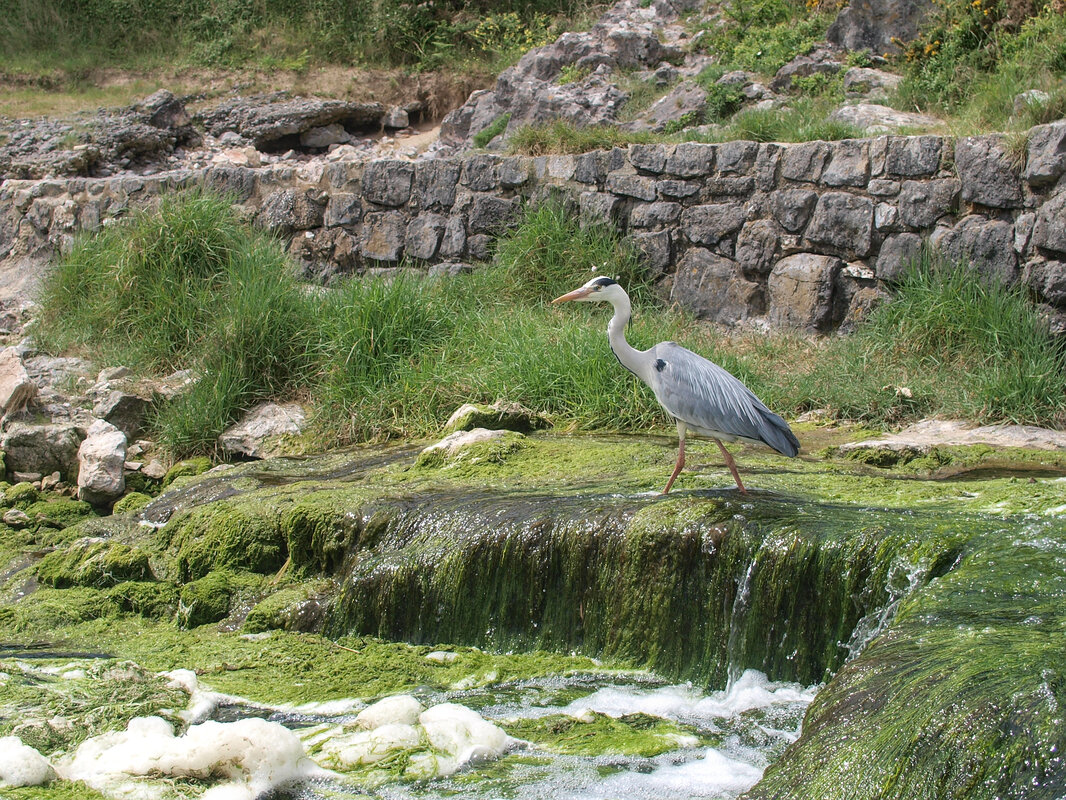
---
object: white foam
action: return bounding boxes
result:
[355,694,424,728]
[580,746,764,799]
[0,735,55,787]
[56,715,323,800]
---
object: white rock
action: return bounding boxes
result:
[355,694,424,729]
[0,347,36,416]
[76,419,127,503]
[420,428,522,458]
[218,402,306,459]
[829,102,941,133]
[425,650,459,664]
[0,735,55,786]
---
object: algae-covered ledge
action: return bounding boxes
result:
[1,431,1065,799]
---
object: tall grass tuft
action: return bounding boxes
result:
[39,191,317,455]
[772,253,1066,427]
[492,200,648,304]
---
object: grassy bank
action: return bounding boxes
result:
[35,191,1066,459]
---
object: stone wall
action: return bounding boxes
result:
[3,121,1065,332]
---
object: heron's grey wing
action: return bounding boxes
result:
[649,342,799,456]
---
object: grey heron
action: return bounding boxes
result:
[553,276,800,494]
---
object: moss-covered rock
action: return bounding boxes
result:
[112,491,153,515]
[24,497,96,529]
[415,428,526,470]
[106,580,179,618]
[5,481,39,507]
[162,501,288,581]
[161,456,213,488]
[7,587,119,630]
[442,400,550,435]
[243,583,329,633]
[36,539,152,588]
[178,570,237,628]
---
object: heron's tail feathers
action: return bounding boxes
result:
[757,410,800,457]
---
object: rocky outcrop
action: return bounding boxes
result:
[826,0,935,55]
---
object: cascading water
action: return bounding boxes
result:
[5,436,1063,800]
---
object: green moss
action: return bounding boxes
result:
[112,491,152,514]
[5,481,39,506]
[162,501,288,580]
[473,112,511,148]
[243,582,328,633]
[0,659,187,756]
[414,431,527,470]
[161,456,214,488]
[177,569,242,628]
[106,580,178,618]
[6,587,119,630]
[36,540,152,588]
[23,498,96,529]
[2,783,110,800]
[502,711,702,757]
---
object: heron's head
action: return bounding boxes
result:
[552,276,625,305]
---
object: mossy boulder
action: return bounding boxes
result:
[443,401,550,435]
[415,428,526,470]
[178,570,238,628]
[113,491,153,515]
[106,580,179,618]
[161,456,213,488]
[24,498,96,529]
[36,539,153,588]
[5,481,39,507]
[243,583,328,633]
[162,501,288,580]
[7,587,119,630]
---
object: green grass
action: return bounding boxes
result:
[0,0,580,75]
[768,253,1066,428]
[36,192,1066,461]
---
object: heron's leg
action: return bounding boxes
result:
[714,438,748,495]
[662,424,687,494]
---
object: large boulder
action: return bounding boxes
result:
[77,419,127,505]
[198,95,385,149]
[2,422,82,481]
[218,402,307,460]
[827,0,935,54]
[768,253,843,332]
[0,347,35,417]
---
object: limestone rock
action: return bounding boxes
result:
[0,346,35,416]
[768,253,842,331]
[77,419,127,504]
[804,192,874,257]
[1024,121,1066,189]
[829,104,940,135]
[936,215,1017,284]
[255,189,325,236]
[843,68,902,102]
[198,95,384,149]
[670,248,762,325]
[417,428,526,468]
[838,420,1066,456]
[827,0,934,54]
[92,390,152,440]
[955,135,1024,209]
[2,422,82,481]
[218,402,307,460]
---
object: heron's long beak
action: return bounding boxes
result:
[552,287,593,304]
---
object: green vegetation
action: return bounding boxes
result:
[0,0,576,75]
[502,712,702,756]
[508,120,658,155]
[36,192,1066,463]
[473,112,512,148]
[771,253,1066,428]
[896,0,1066,131]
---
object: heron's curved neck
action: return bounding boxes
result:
[606,292,646,377]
